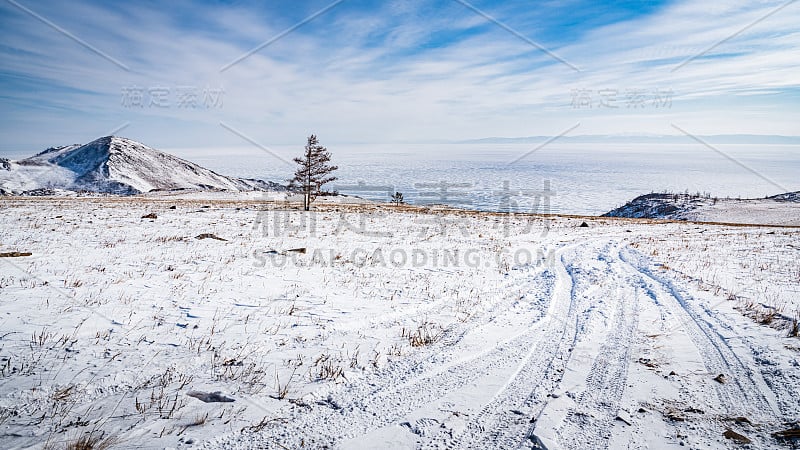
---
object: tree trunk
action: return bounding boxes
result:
[304,149,311,210]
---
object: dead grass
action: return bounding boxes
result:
[64,278,84,288]
[271,367,298,400]
[47,431,116,450]
[178,412,209,436]
[311,354,346,382]
[403,321,443,347]
[52,385,76,402]
[789,312,799,338]
[736,299,794,332]
[154,235,185,243]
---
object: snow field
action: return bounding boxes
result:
[0,197,797,449]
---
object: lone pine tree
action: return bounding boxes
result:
[290,135,338,211]
[391,191,404,205]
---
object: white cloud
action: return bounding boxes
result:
[0,0,798,152]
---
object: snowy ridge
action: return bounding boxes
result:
[603,192,800,225]
[0,136,285,195]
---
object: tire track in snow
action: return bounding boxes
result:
[618,247,776,420]
[551,244,640,450]
[209,257,562,449]
[700,306,799,422]
[438,240,608,450]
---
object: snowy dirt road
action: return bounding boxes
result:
[202,222,797,449]
[0,198,798,449]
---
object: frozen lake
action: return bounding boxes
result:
[178,143,800,216]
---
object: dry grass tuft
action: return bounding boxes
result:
[311,354,346,382]
[403,321,443,347]
[789,313,799,338]
[60,432,116,450]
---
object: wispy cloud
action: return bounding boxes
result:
[0,0,798,151]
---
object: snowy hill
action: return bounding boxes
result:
[604,192,800,225]
[0,136,285,195]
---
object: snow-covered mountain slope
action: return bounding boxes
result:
[604,192,800,225]
[0,136,285,195]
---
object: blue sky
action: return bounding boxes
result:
[1,0,799,152]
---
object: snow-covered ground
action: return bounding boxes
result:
[604,192,800,226]
[0,196,798,449]
[679,198,800,226]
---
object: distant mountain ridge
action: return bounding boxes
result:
[0,136,285,195]
[458,134,800,145]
